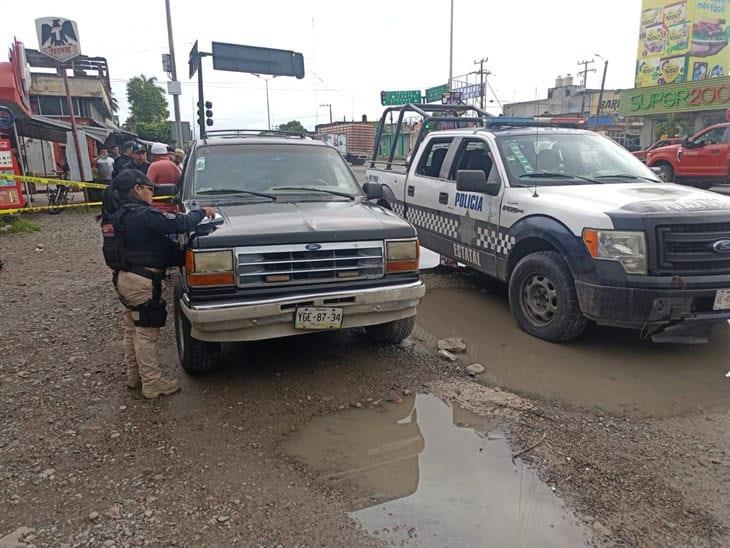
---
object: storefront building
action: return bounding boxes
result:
[620,0,730,147]
[619,77,730,146]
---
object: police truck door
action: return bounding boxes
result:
[403,136,458,255]
[440,137,504,277]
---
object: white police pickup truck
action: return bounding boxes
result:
[366,104,730,344]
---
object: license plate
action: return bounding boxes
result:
[294,307,344,330]
[713,290,730,311]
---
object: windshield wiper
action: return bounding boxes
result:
[594,174,661,183]
[272,186,355,200]
[518,172,602,184]
[197,188,277,200]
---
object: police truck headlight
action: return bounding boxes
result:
[185,249,235,287]
[385,239,419,273]
[582,229,647,274]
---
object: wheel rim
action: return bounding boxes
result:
[521,273,558,327]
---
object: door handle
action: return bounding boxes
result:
[710,149,721,154]
[407,185,414,197]
[439,192,448,204]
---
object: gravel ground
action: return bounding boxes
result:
[1,211,729,547]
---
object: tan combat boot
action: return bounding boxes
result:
[142,378,180,399]
[127,368,142,389]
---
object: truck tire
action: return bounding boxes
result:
[508,251,588,342]
[655,162,674,182]
[173,286,221,374]
[365,316,416,344]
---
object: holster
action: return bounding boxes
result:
[114,268,168,328]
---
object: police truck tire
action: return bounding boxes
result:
[365,316,416,344]
[174,286,221,373]
[508,251,588,342]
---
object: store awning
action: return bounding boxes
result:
[15,115,113,143]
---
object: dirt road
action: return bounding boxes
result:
[1,212,729,547]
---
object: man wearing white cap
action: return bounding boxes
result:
[147,142,182,185]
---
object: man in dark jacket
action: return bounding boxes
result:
[112,141,135,178]
[129,144,151,175]
[111,170,215,398]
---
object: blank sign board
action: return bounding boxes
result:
[211,42,304,79]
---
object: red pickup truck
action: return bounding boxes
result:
[646,122,730,189]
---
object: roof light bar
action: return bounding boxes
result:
[484,116,587,128]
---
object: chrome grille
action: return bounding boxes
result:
[236,241,384,288]
[656,223,730,275]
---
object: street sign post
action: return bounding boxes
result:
[35,17,86,183]
[211,42,305,79]
[380,90,421,106]
[35,17,81,63]
[452,83,484,100]
[188,40,199,79]
[425,84,448,103]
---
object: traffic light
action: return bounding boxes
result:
[196,100,205,129]
[205,101,213,127]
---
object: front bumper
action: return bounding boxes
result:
[180,281,426,342]
[575,280,730,330]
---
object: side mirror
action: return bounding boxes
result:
[456,170,501,196]
[681,137,694,148]
[362,181,384,200]
[154,183,177,197]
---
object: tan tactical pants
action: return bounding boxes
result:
[117,271,163,384]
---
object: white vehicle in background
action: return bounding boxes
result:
[366,104,730,344]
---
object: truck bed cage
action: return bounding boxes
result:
[369,104,587,170]
[204,129,308,140]
[370,103,493,169]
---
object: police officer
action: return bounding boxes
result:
[112,141,136,179]
[110,170,215,399]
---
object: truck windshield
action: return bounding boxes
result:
[495,132,661,186]
[191,144,361,199]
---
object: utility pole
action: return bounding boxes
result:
[255,75,277,130]
[164,0,184,147]
[319,103,332,124]
[60,63,86,183]
[473,57,490,110]
[594,54,609,118]
[577,58,596,117]
[448,0,454,90]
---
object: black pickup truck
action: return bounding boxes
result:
[173,130,425,373]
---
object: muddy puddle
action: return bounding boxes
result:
[284,394,589,547]
[416,286,730,417]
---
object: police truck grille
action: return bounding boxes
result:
[235,241,384,288]
[656,222,730,275]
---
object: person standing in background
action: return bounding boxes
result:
[130,144,151,175]
[147,142,181,185]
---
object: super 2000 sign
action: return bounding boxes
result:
[629,82,730,112]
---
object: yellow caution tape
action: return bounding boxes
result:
[0,195,175,215]
[0,173,109,190]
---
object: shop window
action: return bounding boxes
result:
[38,96,63,116]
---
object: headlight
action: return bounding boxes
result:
[385,239,419,273]
[185,249,235,286]
[582,229,646,274]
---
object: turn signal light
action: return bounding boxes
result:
[582,229,599,257]
[187,272,235,287]
[385,259,419,273]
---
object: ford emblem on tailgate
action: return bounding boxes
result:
[712,239,730,253]
[305,243,322,251]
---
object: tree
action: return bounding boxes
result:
[134,121,171,143]
[126,74,169,130]
[277,120,306,134]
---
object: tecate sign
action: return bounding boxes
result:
[35,17,81,63]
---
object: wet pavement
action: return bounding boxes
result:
[284,393,589,547]
[416,281,730,417]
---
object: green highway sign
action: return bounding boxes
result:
[380,89,422,106]
[425,84,448,103]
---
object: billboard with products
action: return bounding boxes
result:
[635,0,729,88]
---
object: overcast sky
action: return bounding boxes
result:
[4,0,642,133]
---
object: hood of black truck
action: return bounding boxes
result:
[188,199,416,248]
